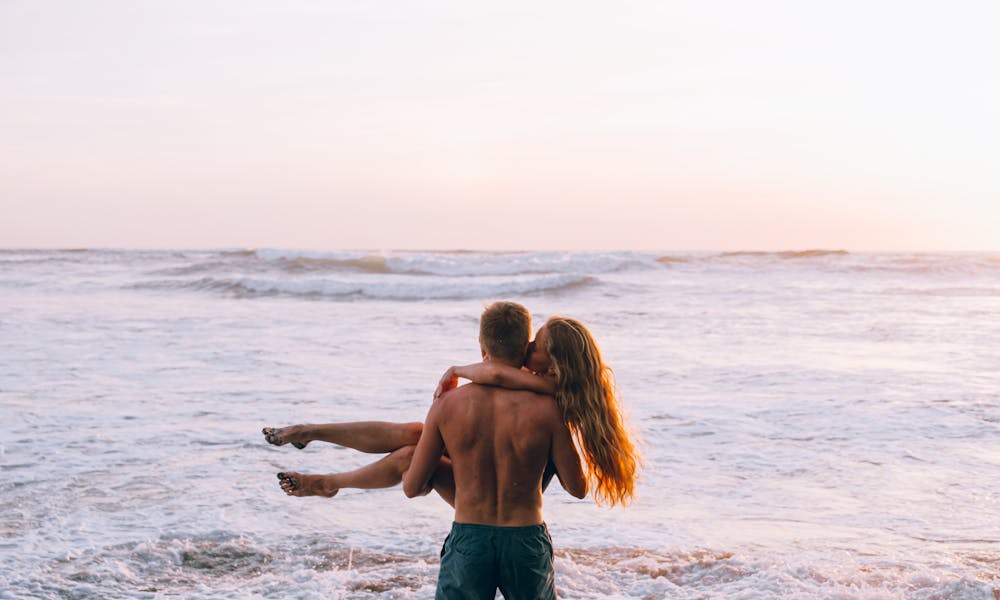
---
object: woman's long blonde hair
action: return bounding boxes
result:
[544,317,641,506]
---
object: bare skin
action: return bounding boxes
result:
[274,443,460,505]
[263,367,546,500]
[277,472,339,497]
[266,327,560,503]
[403,364,586,526]
[262,421,422,453]
[278,446,419,498]
[432,325,555,399]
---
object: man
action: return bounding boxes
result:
[403,301,587,599]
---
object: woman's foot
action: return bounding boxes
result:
[276,472,339,498]
[262,426,308,449]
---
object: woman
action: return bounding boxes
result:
[265,317,640,507]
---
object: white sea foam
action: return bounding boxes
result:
[250,248,658,277]
[128,273,599,300]
[1,249,998,598]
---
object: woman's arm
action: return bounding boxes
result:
[434,362,556,398]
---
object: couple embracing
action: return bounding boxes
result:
[263,301,640,599]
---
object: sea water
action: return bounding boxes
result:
[1,248,997,599]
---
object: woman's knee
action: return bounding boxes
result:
[401,422,422,445]
[390,444,417,474]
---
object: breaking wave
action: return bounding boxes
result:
[5,249,1000,299]
[131,274,599,301]
[719,249,849,259]
[651,250,1000,275]
[112,249,657,301]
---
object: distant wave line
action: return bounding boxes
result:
[128,274,600,301]
[656,250,849,265]
[719,249,849,259]
[655,250,1000,275]
[4,248,1000,278]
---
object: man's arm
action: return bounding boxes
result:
[550,418,587,499]
[402,397,447,498]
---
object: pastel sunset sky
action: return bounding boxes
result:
[2,1,997,251]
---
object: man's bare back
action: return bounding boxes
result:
[404,382,586,525]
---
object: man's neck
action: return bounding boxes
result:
[484,356,522,369]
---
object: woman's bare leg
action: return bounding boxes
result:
[277,446,457,507]
[278,445,416,497]
[263,421,422,452]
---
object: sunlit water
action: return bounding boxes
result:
[1,249,998,598]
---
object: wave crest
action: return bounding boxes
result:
[719,249,849,259]
[131,273,598,301]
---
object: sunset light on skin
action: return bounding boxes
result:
[1,1,998,251]
[4,4,1000,596]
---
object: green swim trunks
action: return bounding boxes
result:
[436,522,556,600]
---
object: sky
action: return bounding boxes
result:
[1,1,998,251]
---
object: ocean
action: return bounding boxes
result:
[1,248,997,599]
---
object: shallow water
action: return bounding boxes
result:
[1,249,998,598]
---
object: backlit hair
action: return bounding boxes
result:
[479,301,531,363]
[544,317,641,506]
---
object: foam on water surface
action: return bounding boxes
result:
[1,249,998,598]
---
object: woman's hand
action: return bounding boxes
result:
[434,363,502,398]
[434,366,460,398]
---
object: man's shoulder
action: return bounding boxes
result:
[434,383,487,411]
[491,386,562,422]
[527,392,561,420]
[441,383,558,412]
[460,383,553,402]
[440,382,483,401]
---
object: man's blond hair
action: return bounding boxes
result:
[479,301,531,363]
